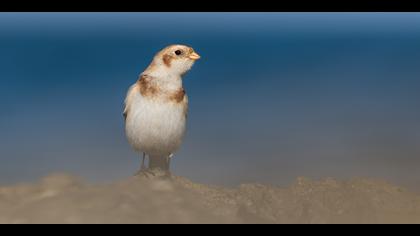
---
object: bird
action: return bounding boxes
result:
[123,44,200,176]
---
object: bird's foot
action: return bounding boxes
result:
[134,168,172,180]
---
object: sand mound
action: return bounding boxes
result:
[0,173,419,224]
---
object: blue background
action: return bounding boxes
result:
[1,13,420,188]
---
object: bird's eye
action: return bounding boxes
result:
[175,50,182,55]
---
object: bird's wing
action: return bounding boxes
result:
[183,94,189,119]
[123,110,127,122]
[123,82,138,122]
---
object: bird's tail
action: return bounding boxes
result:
[148,155,170,171]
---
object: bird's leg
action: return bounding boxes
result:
[134,153,148,177]
[167,153,173,170]
[141,152,146,171]
[136,154,172,178]
[148,155,171,175]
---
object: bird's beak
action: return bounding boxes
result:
[189,52,201,60]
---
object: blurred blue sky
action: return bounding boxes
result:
[1,13,420,189]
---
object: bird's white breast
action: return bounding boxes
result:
[125,85,187,156]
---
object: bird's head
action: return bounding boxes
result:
[147,44,201,77]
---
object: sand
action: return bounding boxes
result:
[0,172,419,224]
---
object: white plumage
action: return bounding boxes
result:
[125,84,188,157]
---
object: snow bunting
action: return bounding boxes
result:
[124,45,200,174]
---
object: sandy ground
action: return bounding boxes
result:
[0,172,420,224]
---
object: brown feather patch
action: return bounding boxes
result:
[169,89,186,103]
[163,54,172,67]
[137,74,186,104]
[137,74,159,97]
